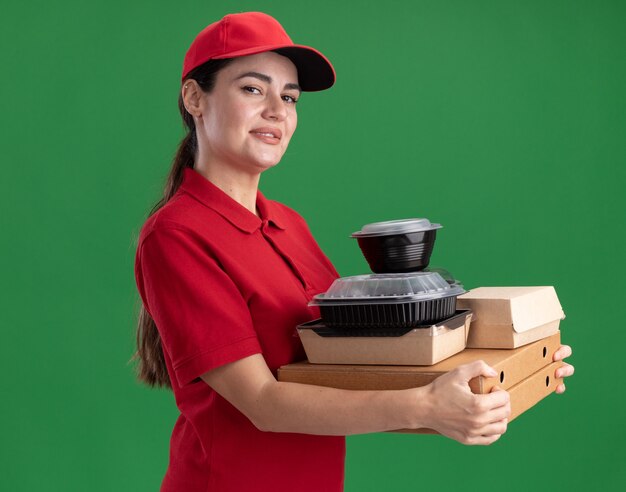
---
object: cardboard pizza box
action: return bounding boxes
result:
[278,333,563,433]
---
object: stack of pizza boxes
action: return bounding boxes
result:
[278,219,566,433]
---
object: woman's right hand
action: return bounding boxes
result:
[419,360,511,445]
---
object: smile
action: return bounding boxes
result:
[249,128,283,145]
[250,127,282,139]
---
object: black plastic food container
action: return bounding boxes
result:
[309,272,465,329]
[352,219,442,273]
[317,294,457,328]
[299,310,472,337]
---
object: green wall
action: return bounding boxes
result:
[2,0,624,490]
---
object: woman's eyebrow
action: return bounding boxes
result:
[234,71,301,93]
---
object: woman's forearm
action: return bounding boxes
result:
[202,354,510,445]
[255,381,428,435]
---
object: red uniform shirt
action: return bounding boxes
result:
[135,168,345,491]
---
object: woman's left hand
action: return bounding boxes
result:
[553,345,575,394]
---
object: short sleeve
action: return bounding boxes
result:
[136,226,262,387]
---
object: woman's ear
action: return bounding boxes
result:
[182,80,205,118]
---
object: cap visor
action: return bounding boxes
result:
[211,44,335,91]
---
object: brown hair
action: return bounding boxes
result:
[134,58,234,388]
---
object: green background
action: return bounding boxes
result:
[2,0,624,490]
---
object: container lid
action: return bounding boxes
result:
[310,271,465,306]
[351,218,442,238]
[423,267,460,286]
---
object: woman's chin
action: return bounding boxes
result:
[250,155,283,172]
[227,149,285,174]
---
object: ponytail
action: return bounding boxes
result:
[133,58,234,388]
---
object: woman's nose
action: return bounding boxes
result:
[262,92,287,121]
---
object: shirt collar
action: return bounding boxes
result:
[179,168,287,233]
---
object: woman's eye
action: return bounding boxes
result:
[282,94,299,104]
[243,86,261,95]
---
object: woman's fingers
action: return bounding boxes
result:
[457,386,509,444]
[552,345,574,395]
[485,386,511,410]
[556,363,575,379]
[453,359,499,382]
[483,401,511,424]
[553,344,572,361]
[465,432,505,446]
[471,389,510,436]
[555,363,574,394]
[475,418,509,438]
[451,418,509,445]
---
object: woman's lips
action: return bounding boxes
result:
[250,127,282,145]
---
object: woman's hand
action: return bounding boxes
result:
[420,360,511,445]
[553,344,575,394]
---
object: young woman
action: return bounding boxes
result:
[134,12,574,492]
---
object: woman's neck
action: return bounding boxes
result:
[193,162,261,216]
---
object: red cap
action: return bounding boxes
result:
[182,12,335,91]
